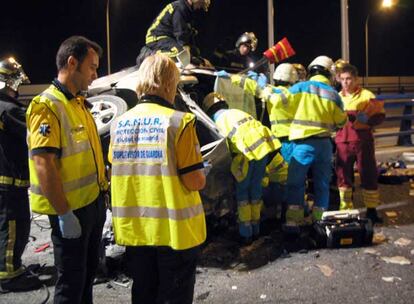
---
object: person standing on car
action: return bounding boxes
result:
[335,63,385,223]
[136,0,211,66]
[26,36,108,303]
[203,92,281,244]
[109,53,206,304]
[0,57,42,293]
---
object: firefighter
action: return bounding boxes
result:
[0,57,41,293]
[136,0,211,66]
[335,63,385,223]
[282,56,347,233]
[213,32,259,72]
[203,92,281,244]
[26,36,108,303]
[109,54,206,304]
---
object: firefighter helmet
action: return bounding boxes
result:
[235,32,258,52]
[331,58,349,75]
[273,63,298,84]
[190,0,211,12]
[0,57,30,92]
[307,55,334,77]
[202,92,228,114]
[292,63,307,81]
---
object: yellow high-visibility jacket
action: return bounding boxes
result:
[230,75,297,138]
[27,85,105,214]
[288,75,347,140]
[215,109,281,160]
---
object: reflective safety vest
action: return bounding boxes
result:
[110,103,206,250]
[288,75,347,140]
[27,86,101,214]
[230,75,297,138]
[261,85,297,138]
[231,74,262,99]
[215,109,281,161]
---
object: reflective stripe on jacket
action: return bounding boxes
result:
[230,75,297,138]
[27,86,101,214]
[145,0,193,47]
[215,109,281,160]
[288,75,347,140]
[262,85,297,138]
[110,103,206,250]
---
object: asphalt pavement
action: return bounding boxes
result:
[1,161,413,304]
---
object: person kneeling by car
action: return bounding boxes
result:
[203,92,281,245]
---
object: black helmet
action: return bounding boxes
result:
[235,32,258,52]
[0,57,30,92]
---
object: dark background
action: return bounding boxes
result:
[1,0,413,84]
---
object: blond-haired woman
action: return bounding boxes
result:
[109,53,206,304]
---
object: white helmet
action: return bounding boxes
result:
[273,63,298,84]
[308,56,334,74]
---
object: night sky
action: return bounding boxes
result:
[1,0,413,84]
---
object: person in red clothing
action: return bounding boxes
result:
[335,63,385,223]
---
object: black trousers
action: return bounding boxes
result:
[126,245,200,304]
[136,38,183,66]
[0,189,30,279]
[48,194,106,304]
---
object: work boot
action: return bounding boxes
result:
[0,271,42,293]
[366,208,383,224]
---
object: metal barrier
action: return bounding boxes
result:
[363,76,414,95]
[375,94,414,146]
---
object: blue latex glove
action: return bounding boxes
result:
[257,73,268,89]
[247,70,259,81]
[356,112,369,124]
[203,160,212,176]
[215,70,230,78]
[58,210,82,239]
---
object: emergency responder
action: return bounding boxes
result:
[136,0,210,66]
[203,92,281,243]
[0,57,41,293]
[218,64,298,161]
[335,63,385,223]
[216,66,296,222]
[282,56,347,233]
[26,36,108,303]
[213,32,259,72]
[109,54,206,304]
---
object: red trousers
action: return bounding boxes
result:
[336,141,378,191]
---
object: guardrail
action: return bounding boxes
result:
[362,76,414,95]
[375,94,414,146]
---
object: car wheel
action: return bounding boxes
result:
[89,95,128,135]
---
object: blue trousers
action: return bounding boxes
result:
[287,138,332,211]
[236,156,268,238]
